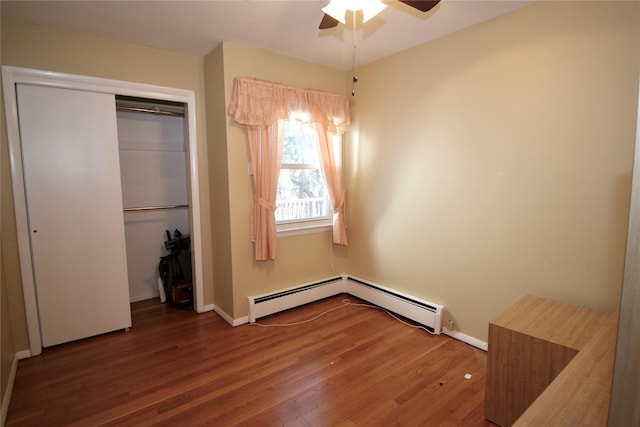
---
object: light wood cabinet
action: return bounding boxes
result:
[514,311,618,426]
[484,295,608,426]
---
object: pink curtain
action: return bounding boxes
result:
[229,77,351,260]
[314,123,347,245]
[245,121,285,260]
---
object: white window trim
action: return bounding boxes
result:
[277,216,332,237]
[280,163,316,169]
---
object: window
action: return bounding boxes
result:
[276,119,332,235]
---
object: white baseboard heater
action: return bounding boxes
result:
[247,275,444,334]
[247,276,345,324]
[345,276,444,334]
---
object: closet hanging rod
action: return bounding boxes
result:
[116,105,184,117]
[123,204,189,212]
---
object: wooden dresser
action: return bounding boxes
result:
[513,310,618,426]
[485,295,609,426]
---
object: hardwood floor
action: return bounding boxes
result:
[7,295,494,426]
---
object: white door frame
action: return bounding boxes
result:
[2,66,206,356]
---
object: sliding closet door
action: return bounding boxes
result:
[17,84,131,347]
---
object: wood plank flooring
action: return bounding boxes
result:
[6,295,494,426]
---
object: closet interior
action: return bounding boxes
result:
[115,96,192,305]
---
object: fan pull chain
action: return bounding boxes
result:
[352,10,358,96]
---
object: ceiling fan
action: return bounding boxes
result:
[319,0,441,29]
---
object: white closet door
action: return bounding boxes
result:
[17,84,132,347]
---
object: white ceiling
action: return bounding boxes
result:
[1,0,533,71]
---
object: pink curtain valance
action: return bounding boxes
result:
[229,77,351,134]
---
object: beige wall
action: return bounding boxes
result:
[0,21,215,352]
[204,44,234,316]
[217,41,349,317]
[347,1,640,341]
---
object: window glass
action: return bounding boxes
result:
[281,120,317,164]
[276,120,330,225]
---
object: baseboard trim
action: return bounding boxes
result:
[16,350,31,360]
[1,354,19,426]
[198,303,214,313]
[233,316,249,326]
[213,305,248,327]
[443,327,488,351]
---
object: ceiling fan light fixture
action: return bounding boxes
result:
[322,0,347,24]
[322,0,387,25]
[361,0,387,23]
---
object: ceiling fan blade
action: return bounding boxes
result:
[319,13,339,29]
[398,0,441,13]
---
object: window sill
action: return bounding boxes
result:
[277,220,332,238]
